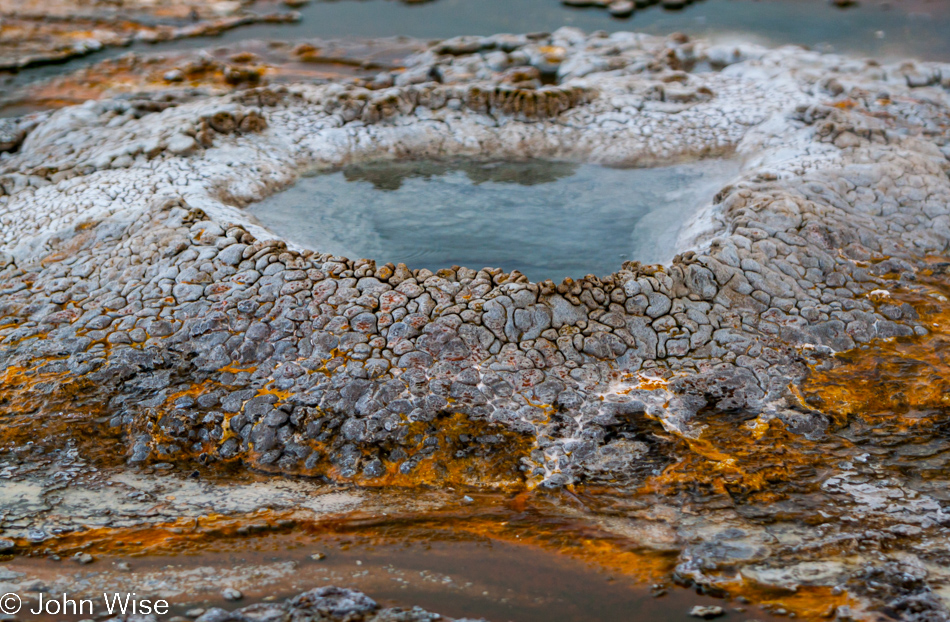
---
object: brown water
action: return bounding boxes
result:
[6,524,784,622]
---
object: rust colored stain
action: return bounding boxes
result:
[800,265,950,472]
[642,415,840,504]
[6,493,854,620]
[0,362,123,464]
[247,410,535,490]
[803,280,950,422]
[0,38,418,116]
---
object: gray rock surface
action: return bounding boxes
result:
[0,29,945,488]
[0,28,949,620]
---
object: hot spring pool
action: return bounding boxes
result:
[248,158,739,282]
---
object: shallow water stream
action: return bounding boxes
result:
[3,493,791,622]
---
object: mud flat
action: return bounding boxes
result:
[0,27,949,621]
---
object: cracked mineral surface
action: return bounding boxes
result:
[1,21,950,622]
[0,37,424,117]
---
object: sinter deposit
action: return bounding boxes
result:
[0,27,949,621]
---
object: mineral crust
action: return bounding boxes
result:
[1,28,950,620]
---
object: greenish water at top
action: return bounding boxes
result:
[5,0,947,111]
[235,0,950,62]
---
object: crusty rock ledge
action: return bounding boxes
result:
[0,0,301,71]
[0,28,948,493]
[121,585,484,622]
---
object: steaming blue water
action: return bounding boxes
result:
[248,159,738,281]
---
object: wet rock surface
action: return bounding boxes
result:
[0,26,949,621]
[0,0,299,70]
[0,37,425,117]
[559,0,859,21]
[185,586,485,622]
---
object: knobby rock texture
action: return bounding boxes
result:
[1,27,950,620]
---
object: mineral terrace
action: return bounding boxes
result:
[1,27,950,621]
